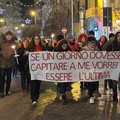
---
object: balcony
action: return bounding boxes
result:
[86,7,103,18]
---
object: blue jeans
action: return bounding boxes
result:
[0,68,12,94]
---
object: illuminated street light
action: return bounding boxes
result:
[15,26,19,30]
[0,18,4,23]
[21,23,25,27]
[30,10,37,26]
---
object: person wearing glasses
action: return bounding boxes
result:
[82,36,100,104]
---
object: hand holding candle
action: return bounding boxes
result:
[11,45,19,64]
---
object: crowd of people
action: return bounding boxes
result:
[0,30,120,107]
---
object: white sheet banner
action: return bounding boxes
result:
[29,51,120,82]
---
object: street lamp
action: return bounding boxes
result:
[0,18,4,23]
[30,10,37,26]
[15,26,19,30]
[71,0,73,35]
[21,23,25,27]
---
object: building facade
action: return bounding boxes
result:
[84,0,120,39]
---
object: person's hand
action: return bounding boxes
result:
[14,54,19,57]
[78,42,82,47]
[24,51,29,56]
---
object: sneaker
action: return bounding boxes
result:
[6,92,11,96]
[32,101,37,107]
[89,97,94,104]
[94,90,101,97]
[109,89,113,95]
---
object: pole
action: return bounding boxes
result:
[35,15,37,26]
[71,0,74,35]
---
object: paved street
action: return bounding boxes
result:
[0,77,120,120]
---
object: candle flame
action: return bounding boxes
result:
[11,45,15,49]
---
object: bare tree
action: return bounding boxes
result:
[22,25,41,38]
[42,1,71,37]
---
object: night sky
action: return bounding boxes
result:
[20,0,34,5]
[20,0,35,19]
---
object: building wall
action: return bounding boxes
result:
[85,0,112,39]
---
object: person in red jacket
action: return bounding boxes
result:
[77,33,88,90]
[66,33,78,51]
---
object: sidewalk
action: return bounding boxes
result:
[0,78,120,120]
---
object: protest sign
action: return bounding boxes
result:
[29,51,120,82]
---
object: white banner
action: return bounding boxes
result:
[29,51,120,82]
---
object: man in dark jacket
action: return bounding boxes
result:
[0,31,17,97]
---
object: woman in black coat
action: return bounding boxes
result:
[54,39,72,105]
[18,37,30,96]
[26,34,46,106]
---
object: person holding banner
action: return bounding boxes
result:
[26,34,46,106]
[54,34,64,47]
[82,36,100,104]
[66,33,78,51]
[88,31,101,98]
[103,33,115,94]
[54,39,72,105]
[77,33,88,90]
[106,31,120,102]
[0,31,17,97]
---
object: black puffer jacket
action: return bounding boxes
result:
[54,39,72,52]
[17,47,29,72]
[106,41,120,51]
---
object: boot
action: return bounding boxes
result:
[62,94,68,105]
[0,92,4,98]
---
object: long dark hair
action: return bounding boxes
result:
[114,31,120,42]
[112,31,120,51]
[29,33,43,50]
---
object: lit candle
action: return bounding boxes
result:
[11,45,19,64]
[11,45,17,55]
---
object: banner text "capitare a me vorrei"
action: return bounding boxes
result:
[29,51,120,82]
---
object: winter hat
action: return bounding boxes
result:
[6,31,13,36]
[87,36,96,43]
[66,33,74,40]
[56,34,64,41]
[109,33,114,39]
[88,30,95,36]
